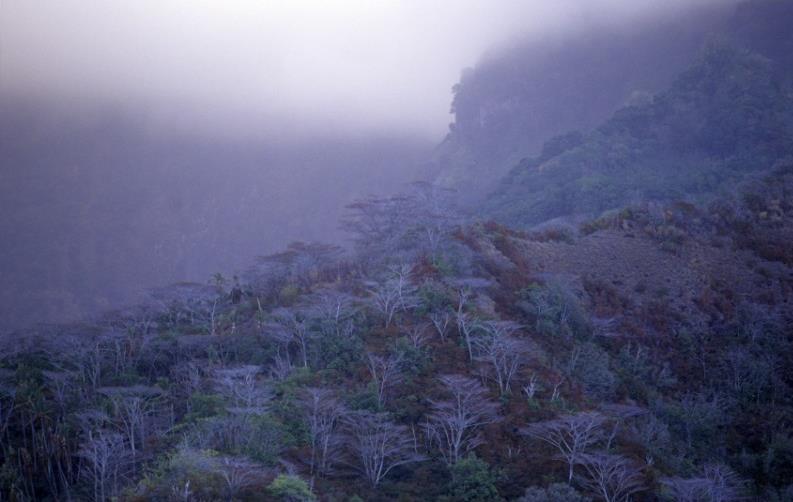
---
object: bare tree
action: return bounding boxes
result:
[522,373,541,400]
[269,308,313,368]
[429,310,452,341]
[255,241,343,290]
[78,430,130,502]
[300,388,347,478]
[522,412,607,483]
[99,385,163,462]
[213,366,272,414]
[79,338,108,394]
[269,353,294,382]
[456,312,478,362]
[473,320,530,395]
[217,456,265,500]
[403,322,431,348]
[366,352,404,408]
[0,379,14,441]
[366,265,419,328]
[454,288,476,361]
[661,464,747,502]
[150,282,222,332]
[341,194,416,260]
[344,411,425,487]
[599,404,646,451]
[410,181,460,259]
[171,361,204,412]
[342,184,458,264]
[449,281,491,361]
[576,453,644,502]
[43,369,78,415]
[308,290,358,339]
[424,375,500,465]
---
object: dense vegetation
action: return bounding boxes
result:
[2,166,793,500]
[429,2,734,200]
[484,42,793,228]
[3,1,793,501]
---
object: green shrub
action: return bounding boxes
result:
[267,474,316,501]
[441,455,502,502]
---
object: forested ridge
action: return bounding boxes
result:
[3,1,793,501]
[483,42,793,227]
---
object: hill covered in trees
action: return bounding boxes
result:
[483,42,793,227]
[428,1,736,201]
[3,1,793,501]
[2,165,792,500]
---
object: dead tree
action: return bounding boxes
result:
[301,387,347,478]
[170,361,204,412]
[455,311,478,362]
[213,365,272,414]
[217,456,265,500]
[661,464,747,502]
[424,375,500,465]
[473,320,529,395]
[344,411,425,487]
[522,411,607,483]
[366,352,404,408]
[410,181,460,259]
[522,373,541,400]
[0,379,14,441]
[77,430,130,502]
[454,288,475,361]
[269,308,313,368]
[99,385,163,462]
[403,322,431,348]
[599,404,647,451]
[576,453,644,502]
[450,280,491,361]
[429,310,452,341]
[150,282,222,332]
[341,194,415,261]
[308,290,358,339]
[268,354,294,382]
[366,265,419,328]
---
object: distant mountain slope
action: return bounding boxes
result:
[483,43,793,227]
[728,0,793,76]
[428,2,735,200]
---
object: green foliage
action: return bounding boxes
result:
[417,280,453,314]
[246,414,296,464]
[141,446,225,500]
[441,455,502,502]
[517,282,587,339]
[186,392,226,421]
[267,474,316,502]
[616,344,677,402]
[567,342,617,400]
[313,330,364,376]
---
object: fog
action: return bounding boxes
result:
[2,0,728,138]
[0,0,734,331]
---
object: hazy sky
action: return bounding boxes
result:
[1,0,729,138]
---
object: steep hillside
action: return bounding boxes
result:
[2,169,792,500]
[484,43,793,227]
[428,3,734,200]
